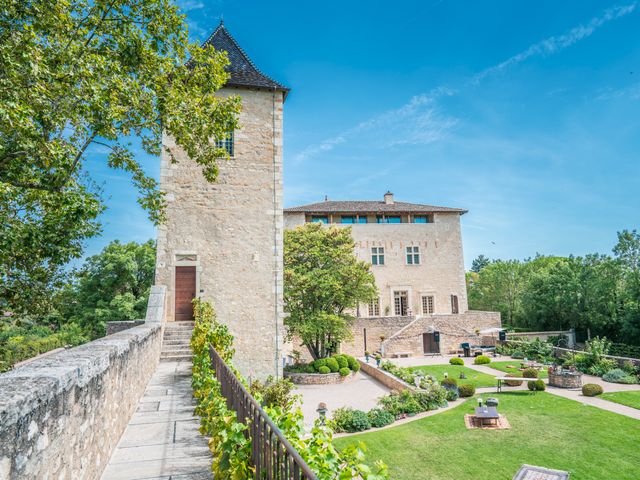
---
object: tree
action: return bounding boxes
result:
[614,230,640,344]
[0,0,240,316]
[470,254,491,273]
[59,239,156,337]
[283,223,377,359]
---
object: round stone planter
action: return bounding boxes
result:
[283,371,357,385]
[548,371,582,389]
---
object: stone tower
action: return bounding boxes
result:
[155,22,288,380]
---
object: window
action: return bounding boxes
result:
[310,216,328,224]
[371,246,385,265]
[451,295,459,314]
[422,295,434,314]
[341,216,355,224]
[368,298,380,317]
[357,216,368,224]
[406,246,420,264]
[394,291,409,316]
[413,215,430,224]
[376,215,402,223]
[215,131,234,156]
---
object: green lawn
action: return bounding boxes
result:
[335,392,640,480]
[408,364,497,388]
[489,360,549,378]
[601,391,640,410]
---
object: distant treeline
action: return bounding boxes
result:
[466,230,640,346]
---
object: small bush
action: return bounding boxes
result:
[325,357,340,373]
[250,376,296,409]
[449,357,464,366]
[339,367,351,377]
[527,379,545,391]
[441,377,458,388]
[511,350,525,359]
[445,388,459,401]
[331,408,371,433]
[367,408,395,428]
[346,355,360,371]
[504,373,524,387]
[458,384,475,397]
[522,368,539,379]
[602,368,637,384]
[333,355,349,369]
[318,366,330,374]
[582,383,603,397]
[474,355,491,365]
[312,358,327,372]
[622,360,636,374]
[588,358,617,377]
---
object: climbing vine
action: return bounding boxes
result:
[190,298,388,479]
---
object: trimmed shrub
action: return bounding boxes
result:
[522,368,539,379]
[325,357,340,373]
[367,408,395,428]
[333,355,349,369]
[582,383,603,397]
[449,357,464,366]
[602,368,637,384]
[312,358,327,372]
[441,377,458,388]
[458,384,475,397]
[504,373,524,387]
[339,367,351,377]
[474,355,491,365]
[318,366,330,374]
[346,355,360,371]
[527,380,545,391]
[331,408,371,433]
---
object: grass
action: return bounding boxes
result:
[407,364,497,388]
[334,392,640,480]
[600,391,640,410]
[489,360,549,378]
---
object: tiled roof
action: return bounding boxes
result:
[284,200,467,214]
[200,22,289,97]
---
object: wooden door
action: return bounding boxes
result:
[423,333,440,354]
[175,266,196,321]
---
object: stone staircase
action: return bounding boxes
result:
[160,322,194,362]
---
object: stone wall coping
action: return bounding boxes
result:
[0,323,161,429]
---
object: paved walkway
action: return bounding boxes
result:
[101,361,212,480]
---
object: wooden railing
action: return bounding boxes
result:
[209,345,318,480]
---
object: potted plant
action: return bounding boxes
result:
[374,353,382,367]
[365,350,371,362]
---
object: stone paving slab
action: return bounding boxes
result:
[101,361,212,480]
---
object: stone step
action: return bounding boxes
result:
[164,323,195,329]
[163,339,191,346]
[161,349,192,356]
[162,333,192,339]
[160,354,193,362]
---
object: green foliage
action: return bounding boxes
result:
[334,354,349,369]
[522,368,539,379]
[192,298,388,479]
[445,388,459,401]
[367,408,395,428]
[0,0,241,318]
[346,355,361,371]
[378,386,447,417]
[602,369,637,384]
[249,376,298,410]
[511,349,525,359]
[582,383,604,397]
[325,357,340,373]
[59,240,156,337]
[441,377,458,388]
[449,357,464,365]
[380,360,419,385]
[339,367,351,377]
[527,380,546,391]
[471,254,491,273]
[458,384,476,397]
[474,355,491,365]
[331,408,371,433]
[313,358,328,371]
[318,366,331,374]
[283,223,377,359]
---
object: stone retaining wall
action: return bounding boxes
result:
[358,360,412,392]
[0,323,163,479]
[105,320,145,336]
[284,371,357,385]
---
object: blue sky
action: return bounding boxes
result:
[84,0,640,268]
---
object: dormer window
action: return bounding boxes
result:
[215,130,234,156]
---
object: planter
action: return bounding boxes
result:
[548,371,582,389]
[283,371,357,385]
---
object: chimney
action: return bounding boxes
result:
[384,191,394,205]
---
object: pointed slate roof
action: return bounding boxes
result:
[201,22,289,98]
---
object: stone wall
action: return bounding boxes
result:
[283,371,357,385]
[155,88,284,381]
[358,360,412,392]
[340,311,501,358]
[105,320,144,336]
[0,324,163,479]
